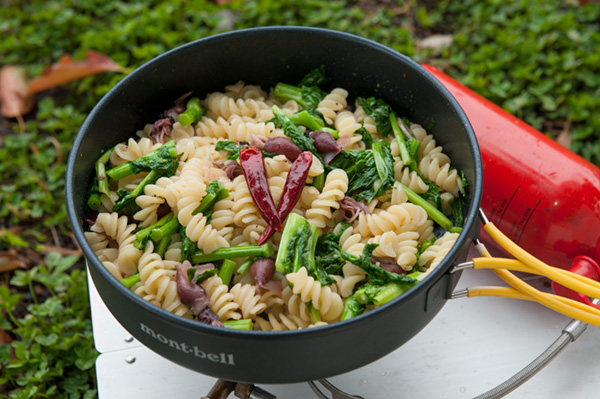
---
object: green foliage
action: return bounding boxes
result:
[0,97,84,230]
[232,0,416,55]
[434,0,600,164]
[0,253,98,399]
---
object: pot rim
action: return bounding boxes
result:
[67,25,483,339]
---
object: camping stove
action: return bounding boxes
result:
[89,257,600,399]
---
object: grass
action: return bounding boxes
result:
[1,0,599,397]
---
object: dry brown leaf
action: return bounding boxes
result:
[0,329,12,346]
[0,250,27,273]
[556,118,573,149]
[26,50,129,95]
[0,65,34,118]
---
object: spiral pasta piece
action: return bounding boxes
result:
[205,91,270,120]
[201,275,241,321]
[305,169,348,228]
[419,155,461,197]
[394,162,428,194]
[417,232,460,280]
[110,137,160,166]
[227,116,279,142]
[335,110,362,138]
[369,231,420,270]
[354,203,428,237]
[229,283,267,319]
[317,88,348,125]
[137,243,191,317]
[281,285,312,322]
[231,175,260,227]
[254,311,309,331]
[286,267,343,322]
[353,104,377,135]
[86,212,140,277]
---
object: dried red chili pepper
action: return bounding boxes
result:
[257,151,313,245]
[239,147,282,232]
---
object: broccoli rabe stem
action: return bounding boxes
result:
[120,272,141,288]
[149,215,179,242]
[95,148,114,196]
[390,112,412,167]
[219,259,237,286]
[235,257,256,275]
[274,83,310,108]
[134,212,174,250]
[178,97,205,127]
[191,244,274,264]
[87,191,101,210]
[341,281,412,321]
[286,110,325,131]
[312,173,325,191]
[275,212,319,274]
[341,296,364,321]
[106,140,178,181]
[222,319,254,331]
[155,236,172,258]
[401,183,456,232]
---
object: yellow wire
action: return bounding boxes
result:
[474,241,600,325]
[467,286,600,327]
[483,222,600,300]
[472,256,600,297]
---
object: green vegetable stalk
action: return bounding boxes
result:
[271,105,330,172]
[133,212,175,250]
[96,147,114,196]
[223,319,254,331]
[390,112,415,169]
[341,281,414,320]
[401,183,456,232]
[120,272,141,288]
[106,140,178,181]
[178,97,205,127]
[219,259,237,286]
[87,147,114,210]
[284,109,326,131]
[191,243,274,264]
[275,213,334,285]
[106,140,179,214]
[192,180,229,219]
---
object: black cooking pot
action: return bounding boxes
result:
[66,26,482,384]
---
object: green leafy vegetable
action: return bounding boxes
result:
[191,243,274,264]
[275,213,334,285]
[330,139,395,202]
[107,141,179,214]
[341,243,419,286]
[297,65,331,87]
[106,140,179,181]
[273,66,330,108]
[193,180,230,219]
[356,97,393,137]
[315,221,352,275]
[187,267,219,283]
[271,105,331,171]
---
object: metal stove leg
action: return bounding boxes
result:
[308,379,365,399]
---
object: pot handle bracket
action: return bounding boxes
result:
[424,266,462,313]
